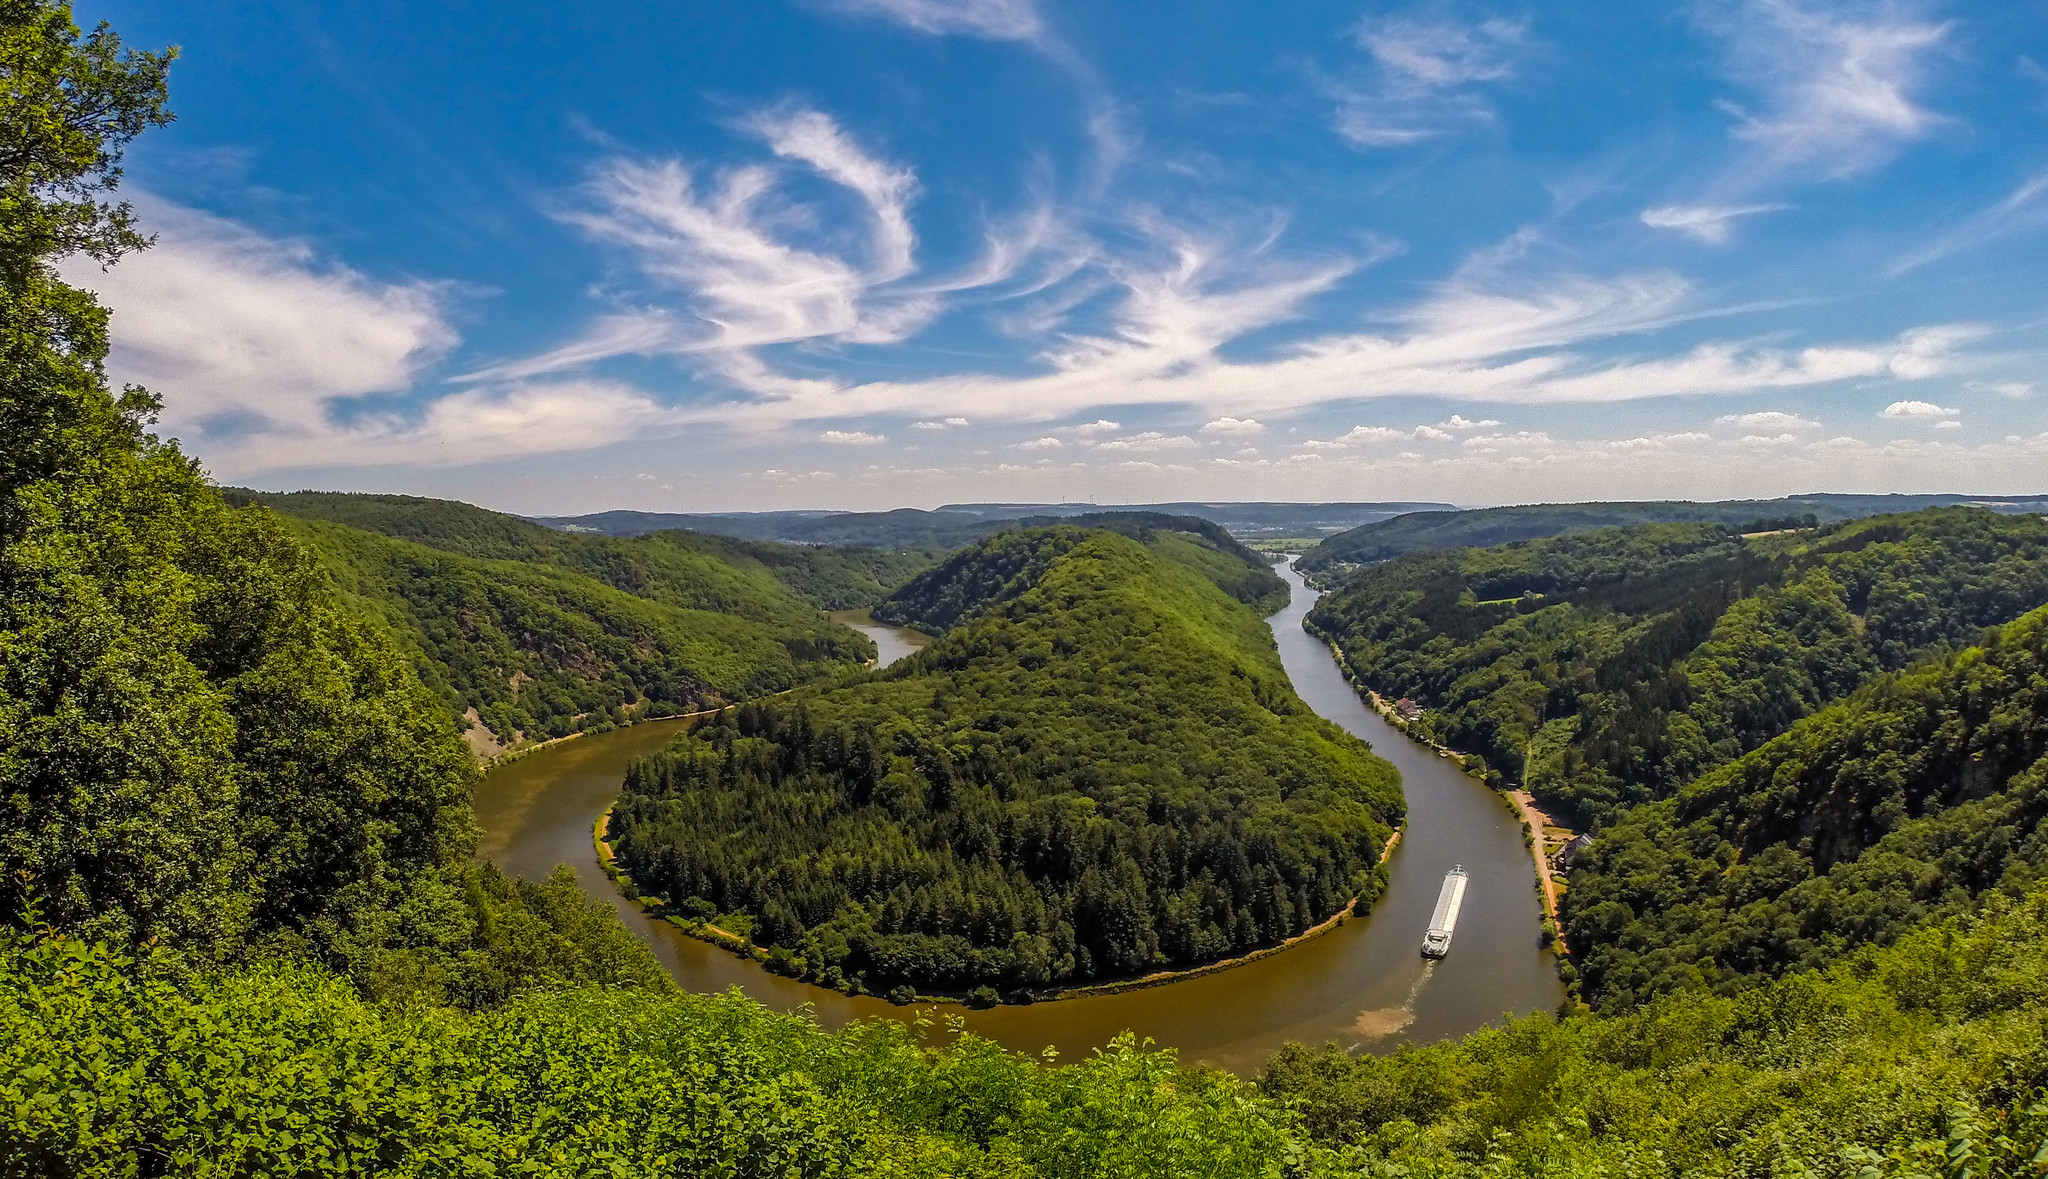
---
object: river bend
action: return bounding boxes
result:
[473,563,1561,1073]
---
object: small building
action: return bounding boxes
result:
[1393,697,1423,721]
[1551,833,1593,870]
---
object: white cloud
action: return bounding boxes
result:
[1892,168,2048,274]
[1880,399,1959,419]
[1335,15,1528,147]
[65,199,455,439]
[912,416,972,429]
[1200,416,1265,434]
[824,0,1042,40]
[747,106,919,279]
[214,380,687,473]
[1935,419,1963,430]
[1015,435,1062,449]
[1092,431,1201,452]
[1640,203,1790,244]
[1067,419,1123,435]
[1967,381,2034,398]
[1412,425,1453,442]
[1709,0,1951,180]
[1340,425,1408,443]
[1716,410,1819,429]
[821,429,888,445]
[1437,414,1500,430]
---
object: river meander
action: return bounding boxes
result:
[474,562,1562,1074]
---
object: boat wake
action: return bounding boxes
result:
[1348,961,1437,1045]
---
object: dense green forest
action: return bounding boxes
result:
[0,1,666,1000]
[1562,600,2048,1008]
[873,510,1286,633]
[12,5,2048,1174]
[1257,887,2048,1175]
[610,527,1397,997]
[1296,492,2048,574]
[1307,509,2048,824]
[252,490,937,611]
[242,491,931,750]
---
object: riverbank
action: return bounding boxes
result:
[593,804,1410,1007]
[1313,631,1571,956]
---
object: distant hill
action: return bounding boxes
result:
[534,500,1452,545]
[235,490,928,754]
[1297,492,2048,575]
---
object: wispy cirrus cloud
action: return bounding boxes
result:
[1333,12,1529,147]
[1891,168,2048,274]
[1707,0,1952,184]
[1641,202,1791,243]
[823,0,1043,41]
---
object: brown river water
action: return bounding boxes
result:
[474,563,1562,1074]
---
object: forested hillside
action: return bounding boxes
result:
[252,490,936,611]
[245,491,915,750]
[873,510,1286,634]
[1307,508,2048,824]
[1258,888,2048,1175]
[610,527,1399,998]
[1563,600,2048,1008]
[1296,492,2048,574]
[0,2,664,998]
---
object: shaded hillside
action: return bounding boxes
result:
[610,528,1400,997]
[876,511,1287,633]
[278,516,874,752]
[245,490,936,610]
[1298,492,2048,575]
[1563,601,2048,1009]
[1306,508,2048,824]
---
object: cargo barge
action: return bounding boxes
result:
[1421,866,1468,958]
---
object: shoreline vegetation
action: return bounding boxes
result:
[594,801,1404,1006]
[1310,629,1572,956]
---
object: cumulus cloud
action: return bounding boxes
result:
[1412,425,1453,442]
[824,0,1042,41]
[1880,399,1959,420]
[1066,419,1123,434]
[1015,435,1063,449]
[1437,414,1500,430]
[1340,425,1409,442]
[821,429,888,445]
[1641,203,1790,243]
[912,416,971,429]
[1201,416,1265,434]
[1717,410,1819,429]
[1092,431,1201,452]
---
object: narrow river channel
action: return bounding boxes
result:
[473,562,1561,1074]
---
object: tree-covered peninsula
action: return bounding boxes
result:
[609,526,1400,998]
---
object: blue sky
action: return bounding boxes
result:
[70,0,2048,511]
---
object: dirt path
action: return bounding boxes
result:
[1508,789,1567,953]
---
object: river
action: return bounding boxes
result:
[474,562,1561,1074]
